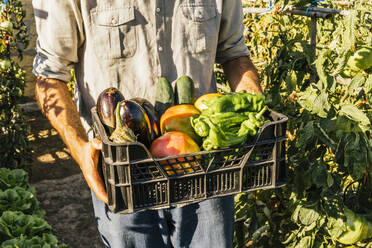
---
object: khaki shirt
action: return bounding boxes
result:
[32,0,250,129]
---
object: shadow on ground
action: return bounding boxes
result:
[26,110,102,248]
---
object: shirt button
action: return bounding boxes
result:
[111,17,117,25]
[158,46,163,52]
[156,7,161,13]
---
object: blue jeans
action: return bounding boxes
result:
[91,192,234,248]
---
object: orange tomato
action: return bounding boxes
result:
[160,104,201,144]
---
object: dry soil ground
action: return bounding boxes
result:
[26,109,103,248]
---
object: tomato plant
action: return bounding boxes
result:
[232,1,372,247]
[0,0,32,169]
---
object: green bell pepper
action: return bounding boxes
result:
[191,106,267,150]
[203,92,265,115]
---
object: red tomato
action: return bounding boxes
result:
[150,131,201,175]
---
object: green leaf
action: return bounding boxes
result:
[304,221,317,232]
[282,232,297,245]
[299,206,320,226]
[313,92,330,118]
[315,51,329,88]
[291,204,302,224]
[298,85,330,118]
[298,86,317,111]
[312,164,328,188]
[297,121,315,149]
[365,74,372,104]
[344,10,358,49]
[0,187,42,216]
[314,122,336,149]
[364,74,372,94]
[285,72,296,92]
[352,162,367,180]
[295,236,312,248]
[326,216,346,239]
[348,72,365,94]
[1,233,64,248]
[0,168,28,191]
[327,173,334,188]
[0,211,51,239]
[339,104,370,126]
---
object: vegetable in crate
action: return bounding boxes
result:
[150,131,201,175]
[202,92,265,115]
[194,93,223,111]
[115,100,152,148]
[191,106,267,150]
[96,87,125,129]
[130,97,160,141]
[109,102,137,143]
[155,77,174,116]
[174,75,196,105]
[160,104,201,144]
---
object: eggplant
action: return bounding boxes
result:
[96,87,125,129]
[130,97,160,141]
[117,100,152,148]
[109,102,137,143]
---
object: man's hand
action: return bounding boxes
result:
[80,138,108,203]
[35,77,108,203]
[222,56,263,95]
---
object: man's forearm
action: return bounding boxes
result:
[222,56,263,95]
[35,77,108,203]
[35,77,88,167]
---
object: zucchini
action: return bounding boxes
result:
[174,75,196,105]
[155,77,174,116]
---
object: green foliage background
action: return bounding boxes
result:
[0,0,32,169]
[230,0,372,247]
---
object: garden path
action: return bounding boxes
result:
[27,109,102,248]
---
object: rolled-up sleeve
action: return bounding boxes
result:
[32,0,84,82]
[215,0,250,64]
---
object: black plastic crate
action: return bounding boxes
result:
[91,107,288,214]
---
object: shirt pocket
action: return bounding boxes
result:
[90,7,137,59]
[180,4,218,54]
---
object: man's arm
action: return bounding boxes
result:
[222,56,263,95]
[35,77,108,203]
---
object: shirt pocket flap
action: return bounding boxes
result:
[181,5,216,22]
[92,7,135,27]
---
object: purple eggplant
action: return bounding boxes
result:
[109,102,137,144]
[117,100,152,148]
[96,87,125,129]
[130,97,160,141]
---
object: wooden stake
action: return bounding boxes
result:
[310,17,317,83]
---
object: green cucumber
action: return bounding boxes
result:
[174,75,196,105]
[155,77,174,116]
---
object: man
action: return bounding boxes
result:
[32,0,262,247]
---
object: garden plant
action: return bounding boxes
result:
[0,0,31,169]
[231,0,372,247]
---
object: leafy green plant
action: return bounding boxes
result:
[0,211,51,240]
[0,168,28,190]
[2,233,67,248]
[0,165,65,247]
[0,187,44,216]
